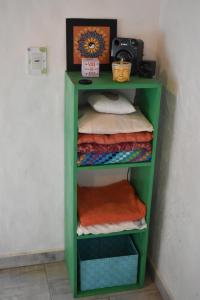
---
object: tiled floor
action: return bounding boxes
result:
[0,262,163,300]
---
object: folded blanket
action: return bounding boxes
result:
[78,180,146,226]
[77,218,147,235]
[78,107,154,134]
[77,149,152,166]
[78,132,153,145]
[78,142,152,154]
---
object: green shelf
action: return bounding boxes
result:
[77,161,151,171]
[67,71,161,90]
[64,71,161,297]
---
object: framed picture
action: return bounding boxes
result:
[66,18,117,71]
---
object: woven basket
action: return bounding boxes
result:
[78,235,138,291]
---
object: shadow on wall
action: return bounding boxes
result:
[148,33,178,269]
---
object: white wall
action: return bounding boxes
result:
[0,0,160,256]
[149,1,200,299]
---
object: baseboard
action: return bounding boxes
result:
[147,258,175,300]
[0,250,64,270]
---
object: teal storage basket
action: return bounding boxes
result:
[78,235,138,291]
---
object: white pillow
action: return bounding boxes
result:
[87,92,136,114]
[78,107,153,134]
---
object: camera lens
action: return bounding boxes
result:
[116,50,133,62]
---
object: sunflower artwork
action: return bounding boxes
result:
[73,26,110,64]
[66,19,117,71]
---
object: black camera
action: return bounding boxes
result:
[111,37,144,75]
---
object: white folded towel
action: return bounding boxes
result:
[77,218,147,236]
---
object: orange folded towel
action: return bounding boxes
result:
[78,132,153,145]
[78,180,146,226]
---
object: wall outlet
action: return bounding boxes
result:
[27,47,47,75]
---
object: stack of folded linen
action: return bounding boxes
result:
[77,91,154,166]
[77,180,147,235]
[77,131,153,166]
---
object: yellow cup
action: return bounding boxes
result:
[112,61,132,82]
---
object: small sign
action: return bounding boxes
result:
[81,58,99,77]
[27,47,47,75]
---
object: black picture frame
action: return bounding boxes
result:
[66,18,117,71]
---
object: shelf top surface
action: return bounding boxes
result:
[77,227,147,240]
[77,161,151,170]
[66,71,161,90]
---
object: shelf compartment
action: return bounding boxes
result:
[77,228,147,240]
[78,236,138,291]
[77,161,151,171]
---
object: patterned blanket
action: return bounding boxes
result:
[78,142,152,154]
[77,149,152,166]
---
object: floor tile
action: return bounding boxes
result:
[110,290,162,300]
[45,262,68,281]
[47,278,108,300]
[51,295,109,300]
[91,274,156,299]
[0,285,51,300]
[0,264,51,300]
[48,278,71,296]
[0,263,163,300]
[0,265,46,289]
[45,262,72,299]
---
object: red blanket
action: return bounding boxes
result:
[78,180,146,226]
[78,132,153,145]
[78,142,152,154]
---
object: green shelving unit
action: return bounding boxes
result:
[64,71,161,298]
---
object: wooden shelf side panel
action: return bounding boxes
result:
[136,87,161,165]
[132,86,161,224]
[129,87,161,287]
[64,73,78,296]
